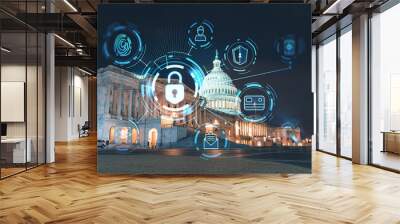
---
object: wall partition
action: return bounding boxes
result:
[0,2,46,179]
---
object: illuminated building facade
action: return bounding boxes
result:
[97,56,306,149]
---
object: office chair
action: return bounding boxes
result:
[79,121,90,138]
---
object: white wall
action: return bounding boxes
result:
[1,64,39,138]
[1,65,27,140]
[1,63,46,163]
[55,67,70,141]
[54,67,89,141]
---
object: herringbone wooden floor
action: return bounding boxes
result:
[1,135,400,224]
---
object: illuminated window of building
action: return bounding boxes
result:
[120,127,128,144]
[132,128,138,144]
[205,123,213,133]
[235,121,240,136]
[148,128,158,149]
[109,127,115,144]
[214,119,219,125]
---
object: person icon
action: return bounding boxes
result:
[195,25,207,42]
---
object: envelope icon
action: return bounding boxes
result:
[203,133,219,149]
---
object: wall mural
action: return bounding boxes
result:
[97,4,312,174]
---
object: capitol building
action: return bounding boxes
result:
[97,52,305,150]
[199,51,241,115]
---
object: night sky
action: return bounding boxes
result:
[98,4,313,137]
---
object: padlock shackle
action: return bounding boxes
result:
[167,71,183,83]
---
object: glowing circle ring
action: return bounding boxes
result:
[187,20,214,50]
[140,52,206,123]
[235,82,277,123]
[223,38,257,74]
[102,23,146,69]
[281,122,300,144]
[193,123,229,159]
[114,33,132,57]
[274,34,305,65]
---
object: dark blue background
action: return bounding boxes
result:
[98,4,313,138]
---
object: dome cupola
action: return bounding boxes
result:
[199,50,241,115]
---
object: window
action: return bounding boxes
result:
[370,4,400,171]
[339,28,352,158]
[317,36,337,154]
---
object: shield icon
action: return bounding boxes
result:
[232,45,249,66]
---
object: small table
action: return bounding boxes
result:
[382,131,400,154]
[1,138,31,164]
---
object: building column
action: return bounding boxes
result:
[104,86,111,118]
[133,90,137,118]
[117,85,123,119]
[128,90,133,120]
[46,1,55,163]
[352,14,369,164]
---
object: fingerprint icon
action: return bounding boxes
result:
[114,33,132,57]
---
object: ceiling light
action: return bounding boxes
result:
[76,48,86,55]
[54,34,75,48]
[322,0,342,14]
[78,67,92,76]
[322,0,353,15]
[63,0,78,12]
[1,47,11,53]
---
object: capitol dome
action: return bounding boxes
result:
[199,51,241,115]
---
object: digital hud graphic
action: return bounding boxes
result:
[97,4,313,174]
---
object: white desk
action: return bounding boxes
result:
[1,138,31,163]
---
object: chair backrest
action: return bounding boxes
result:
[82,121,90,129]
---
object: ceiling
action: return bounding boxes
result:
[0,0,389,74]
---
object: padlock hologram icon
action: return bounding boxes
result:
[165,71,185,104]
